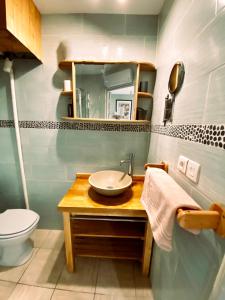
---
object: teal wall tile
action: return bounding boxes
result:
[0,163,24,211]
[0,13,156,229]
[149,0,225,299]
[27,180,72,228]
[42,14,83,35]
[173,0,216,54]
[203,64,225,123]
[217,0,225,13]
[144,37,157,62]
[126,15,158,36]
[151,224,225,300]
[83,14,125,35]
[172,75,210,124]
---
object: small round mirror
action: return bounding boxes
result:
[168,62,185,95]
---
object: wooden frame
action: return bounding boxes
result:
[144,162,169,173]
[0,0,42,60]
[177,203,225,237]
[116,99,132,120]
[58,173,150,275]
[59,60,156,122]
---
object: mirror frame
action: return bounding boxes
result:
[168,62,185,95]
[59,60,156,123]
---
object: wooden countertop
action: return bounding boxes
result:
[58,174,147,218]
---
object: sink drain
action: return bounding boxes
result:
[106,186,114,189]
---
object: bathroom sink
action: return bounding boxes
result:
[88,170,132,196]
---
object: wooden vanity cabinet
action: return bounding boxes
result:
[71,216,145,260]
[58,174,153,276]
[0,0,42,60]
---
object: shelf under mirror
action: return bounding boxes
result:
[138,92,153,98]
[61,116,150,123]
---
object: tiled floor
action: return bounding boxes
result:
[0,229,154,300]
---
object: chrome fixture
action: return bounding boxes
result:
[120,153,134,177]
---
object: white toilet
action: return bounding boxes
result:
[0,209,39,266]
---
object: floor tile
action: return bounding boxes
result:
[95,260,135,297]
[0,248,38,282]
[31,229,50,248]
[94,294,136,300]
[52,289,94,300]
[0,280,16,299]
[41,230,64,250]
[19,248,65,289]
[134,263,153,298]
[57,257,99,294]
[8,284,53,300]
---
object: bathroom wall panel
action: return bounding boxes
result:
[203,64,225,123]
[0,128,24,211]
[149,0,225,299]
[217,0,225,13]
[27,180,71,228]
[151,225,225,300]
[173,0,216,54]
[0,14,157,227]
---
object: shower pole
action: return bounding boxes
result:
[3,58,30,209]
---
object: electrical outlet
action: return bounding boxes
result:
[186,160,200,183]
[177,155,189,174]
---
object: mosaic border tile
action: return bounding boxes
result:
[0,120,151,132]
[0,120,15,128]
[151,124,225,150]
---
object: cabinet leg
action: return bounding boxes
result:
[63,212,75,272]
[142,221,153,276]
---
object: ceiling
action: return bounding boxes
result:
[34,0,165,15]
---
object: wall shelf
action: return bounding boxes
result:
[71,218,145,240]
[61,116,150,123]
[138,92,153,98]
[61,91,73,96]
[59,60,156,71]
[73,237,143,261]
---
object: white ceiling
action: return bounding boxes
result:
[34,0,165,15]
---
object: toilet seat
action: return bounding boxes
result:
[0,209,39,239]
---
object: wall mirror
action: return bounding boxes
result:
[168,61,185,95]
[59,60,156,122]
[163,61,185,125]
[75,63,137,120]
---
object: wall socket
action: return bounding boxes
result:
[186,160,200,183]
[177,155,189,174]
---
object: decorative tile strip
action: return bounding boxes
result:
[0,120,14,128]
[151,124,225,150]
[0,120,150,132]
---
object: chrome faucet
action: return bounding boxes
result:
[120,153,134,177]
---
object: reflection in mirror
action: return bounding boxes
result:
[75,64,137,120]
[107,86,134,120]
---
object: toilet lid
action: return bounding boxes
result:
[0,209,39,236]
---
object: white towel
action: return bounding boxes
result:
[141,167,201,251]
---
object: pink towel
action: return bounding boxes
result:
[141,167,201,251]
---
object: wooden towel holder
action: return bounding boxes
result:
[144,162,225,238]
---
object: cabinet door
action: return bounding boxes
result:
[2,0,42,60]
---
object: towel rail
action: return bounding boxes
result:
[144,162,225,238]
[177,204,225,238]
[144,161,168,173]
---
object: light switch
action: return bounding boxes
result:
[186,160,200,183]
[177,155,189,174]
